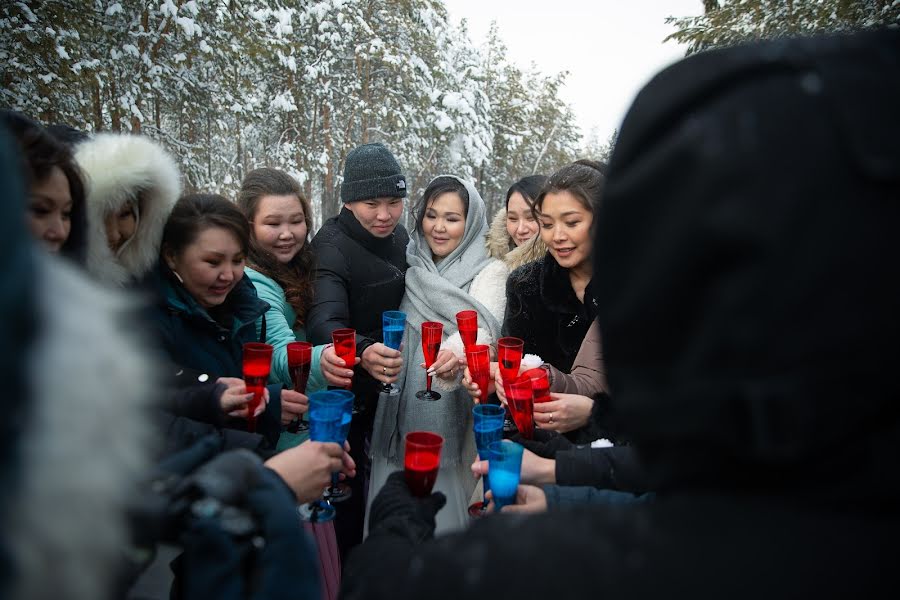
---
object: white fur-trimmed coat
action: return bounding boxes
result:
[75,134,181,286]
[5,255,155,600]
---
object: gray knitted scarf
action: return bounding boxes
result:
[371,175,502,467]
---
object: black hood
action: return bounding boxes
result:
[594,29,900,503]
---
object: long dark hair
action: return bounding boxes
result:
[534,160,605,218]
[1,110,88,264]
[505,174,547,211]
[414,176,470,234]
[237,168,314,327]
[161,193,249,267]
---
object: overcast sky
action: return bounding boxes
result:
[442,0,703,141]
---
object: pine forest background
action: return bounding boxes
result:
[2,0,897,231]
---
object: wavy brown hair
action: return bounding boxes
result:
[237,168,314,327]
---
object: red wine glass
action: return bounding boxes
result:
[331,328,356,389]
[416,321,443,401]
[404,431,443,496]
[286,341,312,433]
[242,342,273,433]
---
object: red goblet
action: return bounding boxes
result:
[242,342,273,432]
[404,431,444,497]
[286,341,313,433]
[456,310,478,352]
[506,374,535,439]
[331,328,356,391]
[416,321,443,401]
[521,367,551,404]
[464,344,492,404]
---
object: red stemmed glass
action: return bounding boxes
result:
[331,328,356,391]
[465,344,492,404]
[456,310,478,352]
[286,341,313,433]
[404,431,443,496]
[506,374,535,439]
[416,321,443,401]
[497,337,524,432]
[242,342,273,432]
[521,367,551,404]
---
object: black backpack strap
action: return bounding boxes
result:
[260,315,267,343]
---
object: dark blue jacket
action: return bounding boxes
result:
[146,262,283,446]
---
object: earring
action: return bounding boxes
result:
[172,270,184,284]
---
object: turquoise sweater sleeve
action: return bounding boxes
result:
[246,268,327,392]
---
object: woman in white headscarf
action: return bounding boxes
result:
[367,175,509,535]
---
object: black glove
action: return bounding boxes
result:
[511,429,575,459]
[368,471,447,544]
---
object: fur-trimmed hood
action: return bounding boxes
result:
[486,207,546,271]
[76,134,181,286]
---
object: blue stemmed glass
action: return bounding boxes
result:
[298,391,345,523]
[381,311,406,396]
[468,404,505,518]
[487,440,524,512]
[323,389,354,503]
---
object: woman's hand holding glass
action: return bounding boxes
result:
[425,349,461,381]
[485,484,548,514]
[216,376,268,418]
[320,344,359,388]
[532,392,594,433]
[280,389,309,426]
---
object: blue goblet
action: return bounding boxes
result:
[469,404,505,518]
[323,389,354,503]
[381,311,406,396]
[298,391,345,523]
[487,440,524,512]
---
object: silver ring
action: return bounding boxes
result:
[549,413,554,424]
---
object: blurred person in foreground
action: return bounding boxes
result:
[340,28,900,599]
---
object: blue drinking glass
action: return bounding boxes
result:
[298,391,345,523]
[324,390,354,503]
[381,311,406,396]
[468,404,505,518]
[487,440,524,512]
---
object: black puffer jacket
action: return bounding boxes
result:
[502,254,597,373]
[307,207,408,402]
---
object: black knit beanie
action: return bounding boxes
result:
[340,143,407,203]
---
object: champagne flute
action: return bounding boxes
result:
[298,391,345,523]
[456,310,478,352]
[464,344,491,404]
[486,440,524,511]
[468,404,505,518]
[404,431,443,496]
[381,311,406,396]
[323,389,354,502]
[521,367,551,404]
[497,337,524,434]
[415,321,443,401]
[286,341,312,433]
[242,342,273,433]
[506,374,535,439]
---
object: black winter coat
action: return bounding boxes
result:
[503,254,597,373]
[145,263,283,447]
[307,208,408,403]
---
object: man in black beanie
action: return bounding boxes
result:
[308,142,409,561]
[339,28,900,599]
